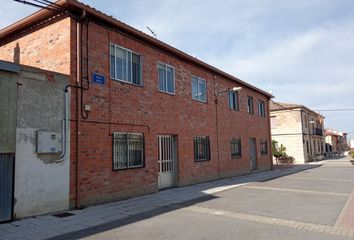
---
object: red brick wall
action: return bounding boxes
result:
[1,16,272,208]
[0,16,71,75]
[70,21,272,206]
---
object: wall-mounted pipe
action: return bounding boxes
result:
[57,89,70,163]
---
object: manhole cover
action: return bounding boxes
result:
[52,212,75,218]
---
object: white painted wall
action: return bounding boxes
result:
[12,66,70,218]
[14,128,69,218]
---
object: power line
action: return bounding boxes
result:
[313,109,354,112]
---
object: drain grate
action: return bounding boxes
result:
[52,212,75,218]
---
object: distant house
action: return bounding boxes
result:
[270,102,325,163]
[325,129,348,156]
[350,138,354,151]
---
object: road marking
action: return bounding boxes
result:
[335,189,354,228]
[186,206,354,238]
[243,185,350,197]
[286,176,354,182]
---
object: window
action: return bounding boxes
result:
[260,139,268,155]
[192,76,207,102]
[270,116,277,129]
[193,136,210,161]
[110,43,142,85]
[304,114,308,128]
[258,100,266,117]
[113,132,144,170]
[247,96,254,114]
[158,63,175,94]
[306,141,309,153]
[228,91,239,111]
[230,138,241,158]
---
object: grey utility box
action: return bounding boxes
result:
[36,131,62,154]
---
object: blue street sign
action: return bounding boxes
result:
[92,72,106,85]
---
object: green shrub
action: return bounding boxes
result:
[350,151,354,158]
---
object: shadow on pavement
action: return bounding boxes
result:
[47,164,322,240]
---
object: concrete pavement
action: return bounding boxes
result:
[1,156,354,239]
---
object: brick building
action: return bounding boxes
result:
[0,0,272,215]
[270,102,325,163]
[325,129,348,156]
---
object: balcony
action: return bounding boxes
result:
[314,128,323,136]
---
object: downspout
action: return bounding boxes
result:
[213,75,221,179]
[267,99,273,170]
[76,9,86,209]
[57,90,70,163]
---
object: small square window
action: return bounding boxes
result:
[258,100,266,117]
[260,139,268,155]
[228,91,239,111]
[110,43,142,85]
[158,63,175,94]
[192,76,207,102]
[113,132,144,170]
[247,96,254,114]
[230,138,242,158]
[194,136,211,161]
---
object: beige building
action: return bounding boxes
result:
[270,102,325,163]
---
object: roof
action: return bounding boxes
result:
[0,60,20,73]
[0,0,273,98]
[270,101,324,118]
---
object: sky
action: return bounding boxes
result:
[1,0,354,140]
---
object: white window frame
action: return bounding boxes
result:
[191,76,207,103]
[228,90,239,111]
[110,43,143,86]
[157,63,175,95]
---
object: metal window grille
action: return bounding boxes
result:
[230,138,242,158]
[193,136,210,161]
[260,139,268,155]
[113,132,144,170]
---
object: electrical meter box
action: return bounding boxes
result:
[36,131,62,154]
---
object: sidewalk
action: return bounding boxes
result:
[0,164,320,240]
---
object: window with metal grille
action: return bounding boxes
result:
[110,43,142,85]
[228,91,239,111]
[112,132,144,170]
[192,76,207,102]
[158,63,175,94]
[247,96,254,114]
[193,136,210,161]
[260,139,268,155]
[230,138,241,158]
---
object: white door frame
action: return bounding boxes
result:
[158,135,177,189]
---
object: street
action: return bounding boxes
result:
[58,157,354,240]
[1,157,353,240]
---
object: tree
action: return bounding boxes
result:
[272,140,287,159]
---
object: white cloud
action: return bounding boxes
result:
[1,0,354,138]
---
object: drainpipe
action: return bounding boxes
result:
[57,90,70,162]
[76,10,86,209]
[267,99,273,170]
[213,75,221,179]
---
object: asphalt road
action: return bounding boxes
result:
[56,157,354,240]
